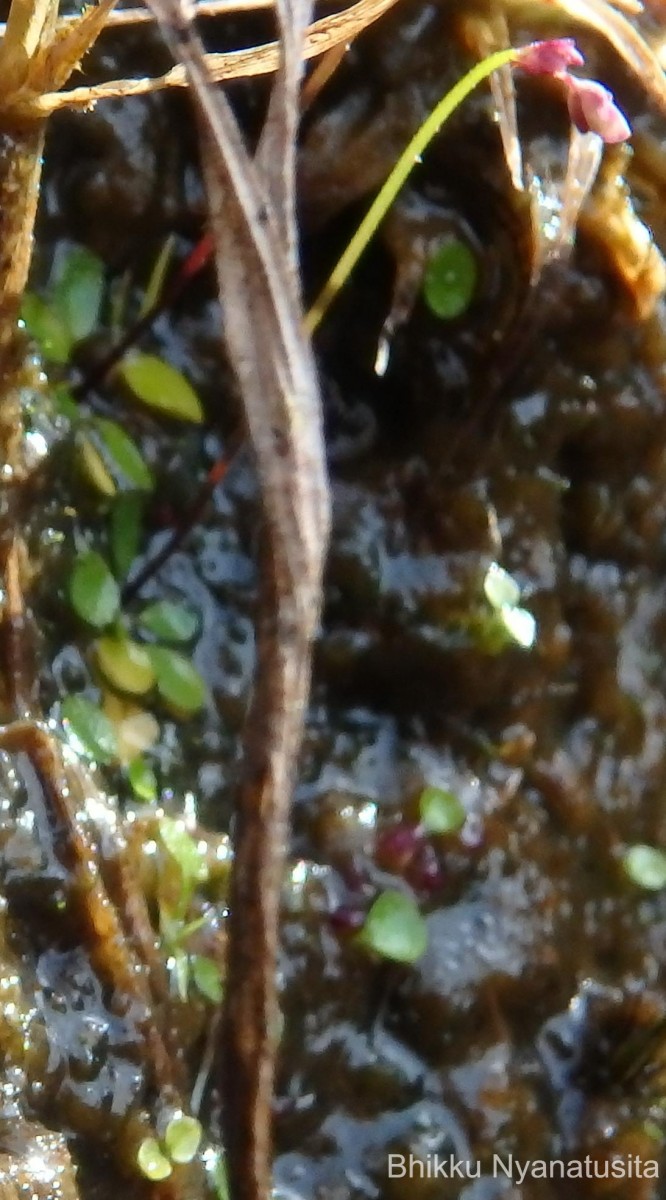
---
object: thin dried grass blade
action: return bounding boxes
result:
[142,3,330,1200]
[34,0,401,112]
[556,126,604,256]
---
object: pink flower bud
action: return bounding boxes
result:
[516,38,585,77]
[565,76,631,143]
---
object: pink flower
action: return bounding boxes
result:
[516,38,585,77]
[564,76,632,143]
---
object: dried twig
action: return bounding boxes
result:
[34,0,399,111]
[143,5,330,1200]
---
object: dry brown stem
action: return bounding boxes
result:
[142,2,330,1200]
[33,0,400,111]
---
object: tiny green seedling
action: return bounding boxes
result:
[419,786,466,835]
[137,1114,203,1181]
[623,845,666,891]
[358,889,428,964]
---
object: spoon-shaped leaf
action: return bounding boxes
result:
[358,890,427,963]
[61,694,119,764]
[119,352,203,423]
[69,551,120,628]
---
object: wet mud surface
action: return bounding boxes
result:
[3,0,666,1196]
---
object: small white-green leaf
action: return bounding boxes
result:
[483,563,521,610]
[359,890,427,964]
[624,844,666,891]
[139,600,198,644]
[119,352,203,423]
[419,786,465,835]
[61,695,119,765]
[69,551,120,628]
[498,605,537,649]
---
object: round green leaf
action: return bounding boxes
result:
[624,844,666,891]
[359,890,427,964]
[423,238,477,320]
[419,786,466,835]
[69,551,120,628]
[21,293,72,364]
[96,635,156,695]
[139,600,198,644]
[61,695,119,764]
[119,352,203,423]
[164,1114,202,1164]
[54,245,105,343]
[137,1138,171,1182]
[148,646,206,714]
[111,494,143,581]
[93,418,153,491]
[192,955,223,1003]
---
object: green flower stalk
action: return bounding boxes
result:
[305,37,631,333]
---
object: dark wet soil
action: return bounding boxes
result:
[3,0,666,1196]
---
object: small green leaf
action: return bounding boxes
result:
[137,1138,172,1182]
[92,418,153,491]
[359,890,427,964]
[111,494,143,581]
[78,435,117,498]
[172,949,190,1002]
[164,1114,202,1164]
[53,384,79,422]
[148,646,206,715]
[192,955,223,1003]
[53,245,105,343]
[119,352,204,423]
[498,605,537,649]
[419,786,466,835]
[139,600,198,644]
[483,563,521,611]
[159,817,207,887]
[128,757,158,803]
[624,844,666,891]
[61,695,119,764]
[207,1149,230,1200]
[69,551,120,628]
[423,238,477,320]
[96,635,156,695]
[21,293,72,363]
[141,235,176,317]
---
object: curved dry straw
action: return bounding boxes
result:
[28,0,402,113]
